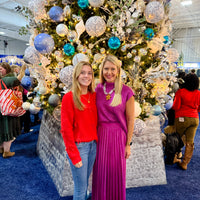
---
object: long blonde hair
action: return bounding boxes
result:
[72,61,95,110]
[100,54,122,107]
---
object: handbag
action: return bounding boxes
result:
[0,79,26,117]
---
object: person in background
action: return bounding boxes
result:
[16,64,31,133]
[172,73,200,170]
[61,61,98,200]
[11,64,21,78]
[92,55,135,200]
[191,69,196,74]
[0,62,22,158]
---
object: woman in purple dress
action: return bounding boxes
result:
[92,55,135,200]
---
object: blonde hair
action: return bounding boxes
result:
[11,64,26,81]
[100,54,122,107]
[72,61,95,110]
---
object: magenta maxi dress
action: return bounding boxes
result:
[92,82,134,200]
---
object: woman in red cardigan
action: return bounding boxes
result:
[172,73,200,170]
[61,61,98,200]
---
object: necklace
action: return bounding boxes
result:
[81,93,91,103]
[103,83,115,100]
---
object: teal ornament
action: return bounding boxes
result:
[163,35,169,44]
[63,43,75,56]
[151,105,162,116]
[78,0,89,9]
[144,28,154,40]
[108,37,121,50]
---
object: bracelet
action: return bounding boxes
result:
[127,142,132,146]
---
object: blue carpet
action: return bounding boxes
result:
[0,120,200,200]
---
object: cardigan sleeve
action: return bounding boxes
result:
[61,92,81,165]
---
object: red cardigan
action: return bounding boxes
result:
[172,88,200,119]
[61,91,98,165]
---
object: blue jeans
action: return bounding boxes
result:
[67,140,96,200]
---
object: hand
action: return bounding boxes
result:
[125,145,131,159]
[74,161,83,168]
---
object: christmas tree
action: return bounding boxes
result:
[21,0,179,121]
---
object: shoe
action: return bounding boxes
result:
[3,151,15,158]
[0,147,3,154]
[179,143,194,170]
[173,153,181,164]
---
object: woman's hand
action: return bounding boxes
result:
[125,145,131,159]
[74,161,83,168]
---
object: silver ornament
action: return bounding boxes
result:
[85,16,106,37]
[89,0,105,7]
[48,94,60,107]
[145,1,165,24]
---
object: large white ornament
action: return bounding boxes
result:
[89,0,105,7]
[24,46,41,65]
[56,24,68,37]
[134,101,142,118]
[167,48,179,63]
[72,53,89,67]
[29,104,41,114]
[85,16,106,37]
[39,86,48,95]
[22,102,31,110]
[59,65,74,88]
[144,1,165,24]
[147,37,163,53]
[75,20,85,40]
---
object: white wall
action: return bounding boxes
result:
[172,28,200,62]
[0,38,27,55]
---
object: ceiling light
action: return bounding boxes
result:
[0,32,5,35]
[181,0,192,6]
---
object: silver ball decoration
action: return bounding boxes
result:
[22,102,31,110]
[72,53,89,67]
[145,1,165,24]
[89,0,105,7]
[48,94,61,107]
[85,16,106,37]
[24,46,41,64]
[59,65,74,88]
[56,24,68,37]
[29,104,41,114]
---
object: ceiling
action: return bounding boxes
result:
[0,0,199,42]
[170,0,200,29]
